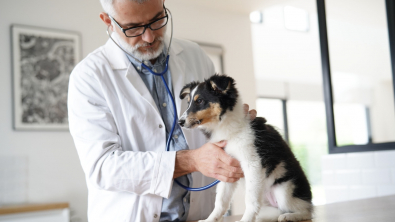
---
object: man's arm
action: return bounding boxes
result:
[68,68,175,199]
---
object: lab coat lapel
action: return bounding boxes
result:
[104,36,160,115]
[168,46,186,117]
[125,65,160,115]
[167,39,199,151]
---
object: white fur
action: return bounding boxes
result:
[180,84,199,120]
[198,99,313,222]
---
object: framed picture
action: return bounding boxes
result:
[11,24,81,130]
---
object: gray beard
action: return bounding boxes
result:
[112,31,165,62]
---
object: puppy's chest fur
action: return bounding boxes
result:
[209,118,261,166]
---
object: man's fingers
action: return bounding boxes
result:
[213,140,227,148]
[216,160,244,175]
[218,151,241,167]
[214,174,240,183]
[215,167,243,178]
[249,109,257,120]
[244,104,257,120]
[243,104,249,115]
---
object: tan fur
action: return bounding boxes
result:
[222,81,231,94]
[194,95,200,101]
[210,80,231,94]
[181,88,191,102]
[189,102,222,125]
[210,81,218,91]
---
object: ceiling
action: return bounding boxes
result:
[170,0,295,15]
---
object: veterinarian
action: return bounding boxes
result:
[68,0,256,221]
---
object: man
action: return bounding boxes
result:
[68,0,256,221]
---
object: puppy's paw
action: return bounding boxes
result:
[199,218,223,222]
[278,213,294,222]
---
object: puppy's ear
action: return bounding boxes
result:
[180,87,190,100]
[180,81,199,101]
[207,74,235,94]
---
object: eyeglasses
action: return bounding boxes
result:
[109,6,168,38]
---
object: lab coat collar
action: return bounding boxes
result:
[108,35,185,117]
[103,34,183,70]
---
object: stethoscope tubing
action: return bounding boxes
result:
[143,60,220,191]
[107,8,220,191]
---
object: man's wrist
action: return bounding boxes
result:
[173,150,197,178]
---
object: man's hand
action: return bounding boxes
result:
[191,141,244,183]
[174,141,244,182]
[244,104,257,120]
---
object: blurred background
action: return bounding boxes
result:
[0,0,394,221]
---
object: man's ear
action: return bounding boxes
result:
[100,12,112,28]
[179,81,199,101]
[208,74,235,94]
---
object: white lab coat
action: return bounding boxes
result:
[68,36,217,222]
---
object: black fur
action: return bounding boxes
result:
[250,117,312,202]
[180,81,200,100]
[179,74,239,121]
[206,74,238,118]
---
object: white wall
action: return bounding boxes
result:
[322,150,395,204]
[0,1,105,221]
[0,1,255,221]
[251,0,323,86]
[167,0,256,105]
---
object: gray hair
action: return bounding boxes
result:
[100,0,151,16]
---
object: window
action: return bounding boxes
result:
[317,0,395,153]
[256,98,328,205]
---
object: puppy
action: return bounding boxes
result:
[178,74,313,222]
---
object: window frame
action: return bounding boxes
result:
[316,0,395,154]
[194,41,225,74]
[256,97,290,143]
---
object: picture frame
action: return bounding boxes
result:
[11,24,81,131]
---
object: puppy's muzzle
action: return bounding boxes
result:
[178,119,185,127]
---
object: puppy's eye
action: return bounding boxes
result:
[196,98,203,104]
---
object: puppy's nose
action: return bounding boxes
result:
[178,119,185,127]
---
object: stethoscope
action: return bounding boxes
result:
[106,8,220,191]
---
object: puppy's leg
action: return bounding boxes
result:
[199,181,239,222]
[256,206,282,222]
[274,182,313,222]
[237,164,264,222]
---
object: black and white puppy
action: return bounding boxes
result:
[178,74,313,222]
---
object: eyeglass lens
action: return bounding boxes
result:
[125,16,168,37]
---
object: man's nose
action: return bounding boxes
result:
[178,119,185,127]
[142,28,154,43]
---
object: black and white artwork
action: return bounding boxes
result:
[11,25,81,130]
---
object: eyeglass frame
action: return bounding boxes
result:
[108,6,168,38]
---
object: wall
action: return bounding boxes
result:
[0,1,105,221]
[0,0,255,221]
[167,0,256,105]
[322,150,395,204]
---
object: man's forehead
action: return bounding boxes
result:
[113,0,164,24]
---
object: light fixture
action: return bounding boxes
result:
[250,11,263,24]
